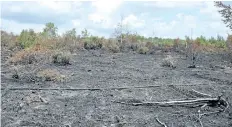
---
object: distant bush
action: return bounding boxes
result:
[138,46,149,54]
[84,41,97,50]
[52,51,71,65]
[35,34,60,50]
[145,41,155,49]
[62,28,79,53]
[83,37,103,50]
[104,39,120,53]
[129,42,141,51]
[81,29,103,50]
[1,30,18,50]
[17,29,37,49]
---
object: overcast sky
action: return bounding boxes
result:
[1,1,232,39]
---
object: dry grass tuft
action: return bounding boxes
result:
[8,46,52,65]
[161,55,176,68]
[36,69,65,82]
[52,51,71,65]
[138,46,149,54]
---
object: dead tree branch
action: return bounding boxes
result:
[115,96,228,111]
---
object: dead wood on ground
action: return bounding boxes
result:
[114,96,228,111]
[0,83,222,91]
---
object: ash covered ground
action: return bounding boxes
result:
[1,49,232,127]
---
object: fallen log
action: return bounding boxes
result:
[0,83,214,91]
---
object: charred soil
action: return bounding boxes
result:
[1,48,232,127]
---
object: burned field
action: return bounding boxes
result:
[1,48,232,127]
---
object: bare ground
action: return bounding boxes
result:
[1,48,232,127]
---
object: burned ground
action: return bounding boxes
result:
[1,48,232,127]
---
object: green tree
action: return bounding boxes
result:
[209,37,217,44]
[42,22,58,38]
[81,28,89,38]
[216,34,225,42]
[18,29,37,48]
[64,28,77,40]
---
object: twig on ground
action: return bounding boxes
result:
[156,116,167,127]
[191,89,212,97]
[200,103,208,110]
[200,110,223,117]
[198,109,204,127]
[197,104,207,127]
[38,95,49,104]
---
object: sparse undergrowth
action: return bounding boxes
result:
[8,64,67,82]
[9,65,39,82]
